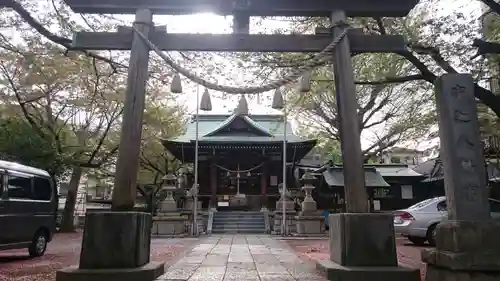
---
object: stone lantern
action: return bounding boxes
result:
[158,173,178,212]
[294,170,323,236]
[151,173,188,237]
[299,171,318,215]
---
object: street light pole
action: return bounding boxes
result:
[271,87,287,236]
[236,164,241,196]
[281,92,287,236]
[193,85,200,236]
[170,75,211,237]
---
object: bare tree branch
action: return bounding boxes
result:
[355,74,425,85]
[480,0,500,15]
[375,17,387,35]
[0,61,47,138]
[2,0,125,70]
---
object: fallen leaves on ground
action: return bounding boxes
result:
[285,238,428,280]
[0,232,197,281]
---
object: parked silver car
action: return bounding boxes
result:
[393,196,500,246]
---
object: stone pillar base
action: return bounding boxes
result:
[272,211,296,235]
[158,199,176,212]
[301,199,317,213]
[425,264,500,281]
[329,213,399,266]
[152,214,188,237]
[320,213,419,281]
[317,260,420,281]
[181,211,205,235]
[188,216,205,235]
[56,262,165,281]
[184,199,202,211]
[56,211,164,281]
[295,215,324,235]
[422,220,500,281]
[276,199,294,211]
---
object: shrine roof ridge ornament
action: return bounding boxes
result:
[203,114,274,138]
[63,0,419,17]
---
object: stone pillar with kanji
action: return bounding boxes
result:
[422,74,500,281]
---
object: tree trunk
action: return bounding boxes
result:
[474,85,500,119]
[50,175,59,214]
[59,166,83,233]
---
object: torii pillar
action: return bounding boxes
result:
[315,10,419,281]
[422,74,500,281]
[56,9,164,281]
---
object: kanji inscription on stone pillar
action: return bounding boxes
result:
[435,74,490,221]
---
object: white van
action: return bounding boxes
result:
[0,160,57,257]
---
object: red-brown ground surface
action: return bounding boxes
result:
[286,236,430,280]
[0,233,429,281]
[0,231,199,281]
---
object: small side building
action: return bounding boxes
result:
[318,165,390,212]
[367,164,425,210]
[303,163,425,212]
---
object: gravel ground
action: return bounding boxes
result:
[285,236,430,280]
[0,231,200,281]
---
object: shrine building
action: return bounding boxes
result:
[162,99,316,211]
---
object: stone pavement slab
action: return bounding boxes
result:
[157,235,327,281]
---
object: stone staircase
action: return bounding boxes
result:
[212,211,266,234]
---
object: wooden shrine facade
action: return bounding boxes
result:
[163,113,316,210]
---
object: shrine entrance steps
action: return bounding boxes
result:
[212,211,266,234]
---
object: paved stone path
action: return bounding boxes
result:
[158,235,327,281]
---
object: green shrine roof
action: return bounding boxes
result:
[322,166,390,187]
[165,114,312,144]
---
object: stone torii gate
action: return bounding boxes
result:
[56,1,420,281]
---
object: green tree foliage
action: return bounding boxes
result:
[286,52,435,159]
[0,42,126,232]
[0,0,186,231]
[474,0,500,138]
[295,125,342,163]
[138,89,187,186]
[0,117,68,176]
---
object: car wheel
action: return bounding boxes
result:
[28,230,48,257]
[407,236,427,246]
[427,224,437,246]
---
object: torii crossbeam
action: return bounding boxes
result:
[72,27,408,54]
[63,0,418,17]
